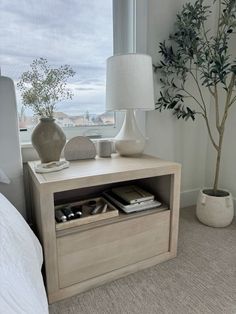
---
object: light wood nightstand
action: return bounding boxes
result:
[28,154,181,303]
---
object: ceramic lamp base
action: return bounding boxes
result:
[115,110,145,156]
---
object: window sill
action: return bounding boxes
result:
[21,137,116,163]
[21,142,33,149]
[20,111,146,162]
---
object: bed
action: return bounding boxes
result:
[0,193,49,314]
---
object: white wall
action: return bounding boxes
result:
[144,0,213,207]
[144,0,236,208]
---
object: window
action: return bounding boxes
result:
[0,0,117,142]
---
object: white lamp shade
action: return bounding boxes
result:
[106,53,155,111]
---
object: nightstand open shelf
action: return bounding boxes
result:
[28,154,181,303]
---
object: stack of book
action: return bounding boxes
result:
[103,185,162,214]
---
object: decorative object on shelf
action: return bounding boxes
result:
[97,140,113,158]
[35,160,70,173]
[32,118,66,163]
[17,58,75,163]
[112,185,154,204]
[155,0,236,227]
[106,53,155,156]
[61,206,75,220]
[64,136,96,161]
[103,190,162,214]
[55,209,67,223]
[54,197,119,228]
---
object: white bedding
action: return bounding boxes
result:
[0,193,48,314]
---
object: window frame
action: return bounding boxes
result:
[19,0,148,146]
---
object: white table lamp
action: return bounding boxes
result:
[106,53,155,156]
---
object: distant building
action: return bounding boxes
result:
[18,110,115,129]
[54,112,75,127]
[98,112,114,125]
[70,116,90,126]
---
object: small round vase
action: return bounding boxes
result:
[196,189,234,227]
[32,118,66,163]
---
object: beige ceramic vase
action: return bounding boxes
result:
[32,118,66,163]
[196,189,234,227]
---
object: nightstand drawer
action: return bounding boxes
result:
[57,210,170,288]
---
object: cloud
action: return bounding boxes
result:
[0,0,113,65]
[0,0,112,115]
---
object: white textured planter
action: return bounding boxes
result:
[196,189,234,227]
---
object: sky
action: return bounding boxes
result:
[0,0,113,115]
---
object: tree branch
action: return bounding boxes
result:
[221,72,236,129]
[204,113,219,151]
[228,95,236,108]
[201,22,214,60]
[189,71,207,112]
[182,73,218,150]
[214,85,221,132]
[181,87,205,112]
[187,70,218,150]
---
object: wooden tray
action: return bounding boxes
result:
[55,197,119,231]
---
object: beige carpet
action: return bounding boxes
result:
[49,207,236,314]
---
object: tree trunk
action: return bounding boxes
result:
[213,133,224,194]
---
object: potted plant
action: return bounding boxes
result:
[18,58,75,163]
[155,0,236,227]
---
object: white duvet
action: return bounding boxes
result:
[0,193,48,314]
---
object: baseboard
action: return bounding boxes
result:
[181,189,236,216]
[180,188,199,208]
